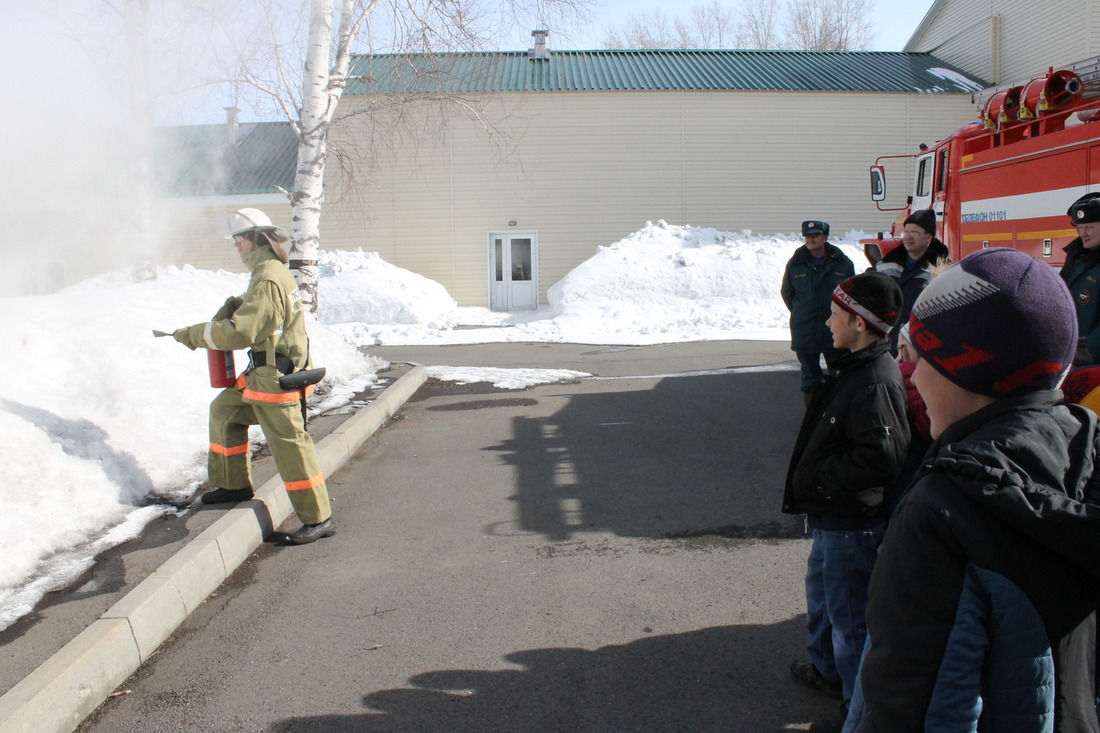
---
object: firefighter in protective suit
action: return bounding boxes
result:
[172,208,334,545]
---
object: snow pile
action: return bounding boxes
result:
[425,366,591,389]
[546,220,847,343]
[317,249,459,328]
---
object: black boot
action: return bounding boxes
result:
[287,518,336,545]
[790,660,842,699]
[809,702,848,733]
[201,487,254,504]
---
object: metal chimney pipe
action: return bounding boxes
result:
[529,30,549,60]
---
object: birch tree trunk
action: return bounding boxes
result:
[288,0,362,313]
[288,0,335,313]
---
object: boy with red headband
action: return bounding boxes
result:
[783,271,910,731]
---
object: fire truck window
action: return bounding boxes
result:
[915,157,933,197]
[937,149,949,192]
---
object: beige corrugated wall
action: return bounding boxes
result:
[311,88,977,306]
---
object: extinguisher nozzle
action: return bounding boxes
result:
[152,330,172,338]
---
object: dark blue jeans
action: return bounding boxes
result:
[805,526,885,705]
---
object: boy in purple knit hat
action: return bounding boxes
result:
[845,248,1100,732]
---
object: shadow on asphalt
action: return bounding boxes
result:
[481,371,805,542]
[266,617,830,732]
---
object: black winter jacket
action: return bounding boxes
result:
[873,237,950,351]
[782,339,909,523]
[849,392,1100,732]
[781,243,855,353]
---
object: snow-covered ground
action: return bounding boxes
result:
[0,220,869,631]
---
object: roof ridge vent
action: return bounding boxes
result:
[529,29,549,60]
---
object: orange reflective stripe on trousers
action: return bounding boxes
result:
[285,473,325,491]
[210,442,250,456]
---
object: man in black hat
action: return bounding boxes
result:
[781,220,855,404]
[873,208,949,354]
[1060,192,1100,364]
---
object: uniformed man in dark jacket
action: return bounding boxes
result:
[783,272,909,731]
[781,220,855,403]
[1060,192,1100,364]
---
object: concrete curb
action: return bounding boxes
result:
[0,366,428,733]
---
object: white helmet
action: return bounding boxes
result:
[224,208,291,263]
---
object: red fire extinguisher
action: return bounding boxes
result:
[207,349,236,388]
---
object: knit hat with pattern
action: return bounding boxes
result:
[908,248,1077,397]
[831,271,902,337]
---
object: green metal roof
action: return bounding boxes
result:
[155,121,296,197]
[346,50,988,95]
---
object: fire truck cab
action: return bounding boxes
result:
[863,56,1100,268]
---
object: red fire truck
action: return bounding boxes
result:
[862,56,1100,267]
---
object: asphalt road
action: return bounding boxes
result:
[67,340,834,732]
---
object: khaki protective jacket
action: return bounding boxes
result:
[186,246,312,405]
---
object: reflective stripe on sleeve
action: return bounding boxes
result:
[203,321,216,349]
[210,441,250,456]
[285,473,325,491]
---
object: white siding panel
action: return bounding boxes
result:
[997,0,1089,82]
[910,0,1097,85]
[906,0,994,78]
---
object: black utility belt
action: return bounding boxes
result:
[248,349,327,391]
[248,349,295,375]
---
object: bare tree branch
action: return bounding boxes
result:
[600,0,873,50]
[786,0,873,51]
[737,0,784,49]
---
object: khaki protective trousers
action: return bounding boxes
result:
[207,384,331,525]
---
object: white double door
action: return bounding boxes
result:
[488,232,538,311]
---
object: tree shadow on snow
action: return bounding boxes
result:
[1,399,159,505]
[0,400,182,642]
